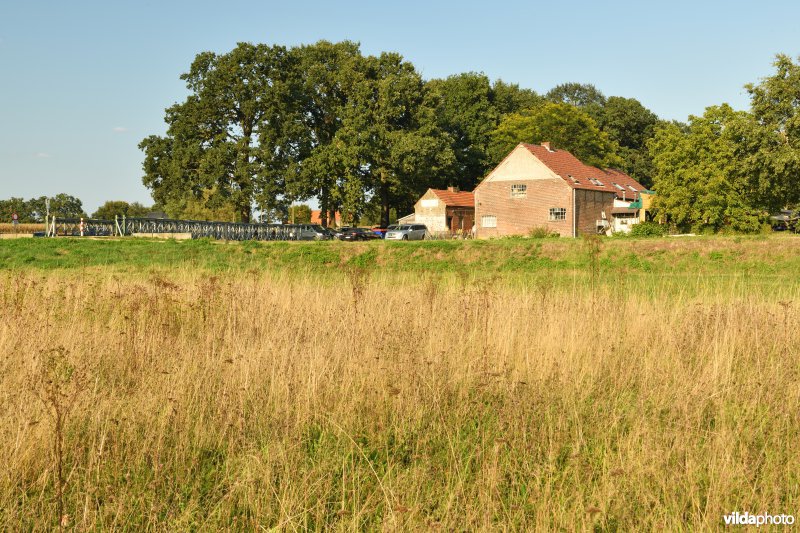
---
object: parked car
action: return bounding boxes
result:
[385,224,427,240]
[339,227,381,241]
[330,226,351,240]
[770,210,798,232]
[371,226,389,238]
[288,224,333,240]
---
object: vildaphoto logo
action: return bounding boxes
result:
[723,512,795,527]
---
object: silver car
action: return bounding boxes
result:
[385,224,427,240]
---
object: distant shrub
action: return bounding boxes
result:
[528,226,560,239]
[629,221,666,237]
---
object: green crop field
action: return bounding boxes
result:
[1,235,799,530]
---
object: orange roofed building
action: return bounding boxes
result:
[310,210,341,227]
[474,143,647,238]
[413,187,475,236]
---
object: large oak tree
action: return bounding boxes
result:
[140,43,298,222]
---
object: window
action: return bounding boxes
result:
[481,215,497,228]
[510,184,527,198]
[549,208,566,221]
[589,178,604,187]
[569,175,580,184]
[627,185,638,192]
[613,183,625,191]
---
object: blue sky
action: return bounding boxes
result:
[1,0,799,214]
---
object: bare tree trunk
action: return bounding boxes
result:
[380,169,390,228]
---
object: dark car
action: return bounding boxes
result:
[770,210,798,232]
[339,227,381,241]
[330,226,351,240]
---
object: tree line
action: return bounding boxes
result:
[649,54,800,233]
[5,44,797,233]
[139,41,663,228]
[0,196,155,223]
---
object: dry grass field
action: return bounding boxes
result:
[0,236,799,530]
[0,223,45,234]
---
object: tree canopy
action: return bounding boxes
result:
[489,102,620,168]
[0,194,86,223]
[649,54,800,233]
[92,201,150,220]
[137,41,800,234]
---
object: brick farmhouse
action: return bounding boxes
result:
[475,143,647,238]
[412,187,475,236]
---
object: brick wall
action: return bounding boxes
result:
[475,179,572,238]
[575,189,616,236]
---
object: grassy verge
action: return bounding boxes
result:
[0,236,798,529]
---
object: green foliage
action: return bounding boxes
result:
[337,52,455,227]
[649,105,765,233]
[490,80,542,116]
[546,82,606,119]
[136,43,797,236]
[629,221,666,237]
[527,226,560,238]
[0,194,86,222]
[489,102,621,168]
[288,204,312,224]
[162,188,240,221]
[288,41,365,225]
[0,197,32,223]
[92,201,150,220]
[738,54,800,209]
[427,73,499,190]
[140,43,297,222]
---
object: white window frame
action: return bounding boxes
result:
[510,184,527,199]
[481,215,497,228]
[549,208,567,221]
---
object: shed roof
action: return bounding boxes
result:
[429,189,475,208]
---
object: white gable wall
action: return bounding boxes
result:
[413,189,447,232]
[479,144,562,185]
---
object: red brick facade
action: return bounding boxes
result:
[574,189,616,235]
[473,143,646,238]
[475,179,573,238]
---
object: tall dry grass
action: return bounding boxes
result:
[0,223,45,234]
[0,267,798,530]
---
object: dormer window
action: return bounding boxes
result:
[613,183,625,191]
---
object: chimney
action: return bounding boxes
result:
[542,142,553,152]
[447,185,460,193]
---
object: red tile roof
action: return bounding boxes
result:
[430,189,475,207]
[522,143,645,200]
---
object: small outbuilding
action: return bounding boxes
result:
[413,187,475,237]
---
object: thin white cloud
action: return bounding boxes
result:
[113,126,128,133]
[35,152,51,159]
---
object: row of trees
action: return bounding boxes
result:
[140,41,663,227]
[0,197,156,223]
[0,195,86,223]
[649,54,800,232]
[16,46,792,233]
